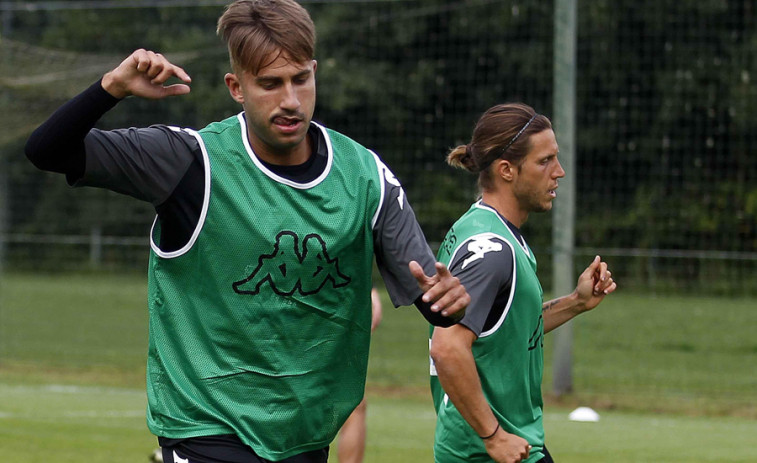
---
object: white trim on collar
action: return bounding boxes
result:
[237,113,332,189]
[473,200,531,258]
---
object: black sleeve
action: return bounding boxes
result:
[369,154,463,327]
[447,235,514,336]
[24,79,200,206]
[371,156,436,306]
[77,125,199,204]
[25,80,120,183]
[413,296,464,327]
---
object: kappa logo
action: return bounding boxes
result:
[375,155,405,210]
[461,237,503,269]
[382,167,405,210]
[173,451,189,463]
[233,231,351,296]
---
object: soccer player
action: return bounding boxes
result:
[428,103,616,463]
[24,1,469,462]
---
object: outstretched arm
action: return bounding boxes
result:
[409,261,469,324]
[542,255,617,333]
[101,49,191,100]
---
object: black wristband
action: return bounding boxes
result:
[480,423,500,440]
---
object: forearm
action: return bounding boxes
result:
[25,79,120,177]
[542,292,584,333]
[431,332,498,438]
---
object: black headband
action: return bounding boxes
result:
[500,113,538,156]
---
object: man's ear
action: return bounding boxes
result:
[224,72,244,104]
[494,159,516,182]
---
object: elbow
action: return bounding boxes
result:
[24,129,83,175]
[24,130,52,171]
[24,135,43,169]
[429,345,444,368]
[429,338,454,366]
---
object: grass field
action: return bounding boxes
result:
[1,272,756,462]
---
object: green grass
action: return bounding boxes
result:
[0,272,148,387]
[0,382,155,463]
[556,293,757,416]
[2,382,755,463]
[334,395,757,463]
[2,272,757,462]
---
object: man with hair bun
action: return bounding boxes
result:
[25,1,470,462]
[429,103,617,463]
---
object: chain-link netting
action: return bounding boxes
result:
[1,0,755,289]
[2,0,757,429]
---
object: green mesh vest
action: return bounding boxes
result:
[146,115,379,460]
[430,202,546,462]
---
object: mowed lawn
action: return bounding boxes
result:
[1,383,756,463]
[1,272,756,462]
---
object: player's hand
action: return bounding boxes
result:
[370,288,383,332]
[409,261,469,320]
[574,255,617,312]
[483,428,532,463]
[102,49,191,100]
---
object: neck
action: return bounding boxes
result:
[481,189,528,228]
[247,130,313,167]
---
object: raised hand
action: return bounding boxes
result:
[574,255,617,312]
[101,49,192,100]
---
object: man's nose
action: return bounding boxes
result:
[280,83,300,110]
[555,160,566,178]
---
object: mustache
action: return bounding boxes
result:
[270,111,306,122]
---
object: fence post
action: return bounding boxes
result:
[0,156,6,277]
[90,225,102,268]
[552,0,577,396]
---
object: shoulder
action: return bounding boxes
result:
[450,233,515,274]
[199,113,242,136]
[321,125,364,149]
[321,125,375,161]
[442,204,500,247]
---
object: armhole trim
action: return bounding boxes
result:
[369,150,386,230]
[447,232,517,338]
[149,127,211,259]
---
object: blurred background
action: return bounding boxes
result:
[0,1,756,462]
[2,0,755,291]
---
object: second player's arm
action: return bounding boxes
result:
[430,326,531,463]
[542,255,617,333]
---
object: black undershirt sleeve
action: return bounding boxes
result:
[413,296,462,327]
[25,80,120,183]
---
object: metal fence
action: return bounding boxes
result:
[1,0,756,295]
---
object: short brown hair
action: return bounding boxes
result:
[447,103,552,191]
[217,0,316,74]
